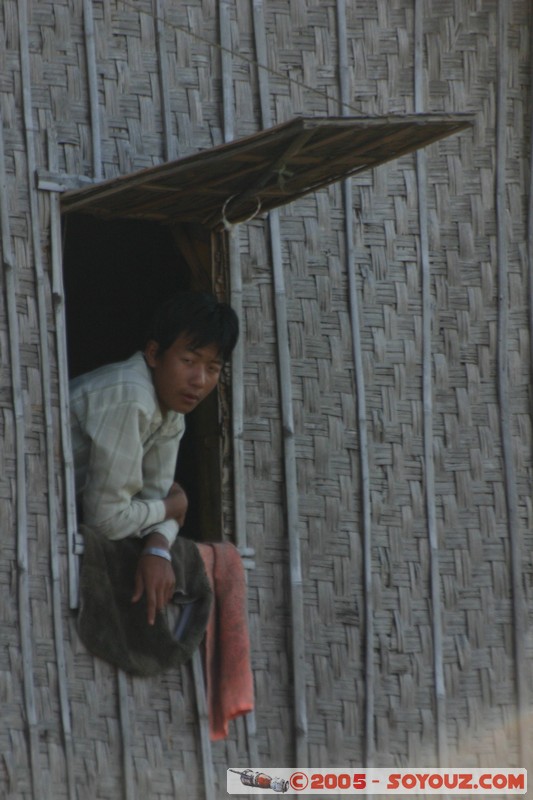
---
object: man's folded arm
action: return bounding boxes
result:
[81,402,173,541]
[82,494,169,541]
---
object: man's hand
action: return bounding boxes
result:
[132,485,188,625]
[163,481,188,526]
[132,531,175,625]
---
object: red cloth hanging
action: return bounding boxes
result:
[198,542,254,740]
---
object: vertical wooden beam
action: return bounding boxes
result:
[495,1,528,766]
[228,228,247,555]
[220,0,247,553]
[336,0,375,766]
[83,0,102,180]
[48,199,80,612]
[19,3,77,794]
[191,652,216,800]
[0,133,41,797]
[117,671,135,800]
[527,17,533,778]
[414,0,447,766]
[252,0,308,766]
[219,0,260,770]
[154,0,175,161]
[220,0,235,143]
[46,124,77,800]
[0,49,41,800]
[529,18,533,409]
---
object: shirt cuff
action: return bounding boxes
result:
[140,518,180,546]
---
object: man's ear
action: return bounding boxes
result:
[144,340,160,368]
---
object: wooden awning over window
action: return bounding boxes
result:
[60,114,472,228]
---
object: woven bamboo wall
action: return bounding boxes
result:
[0,0,531,798]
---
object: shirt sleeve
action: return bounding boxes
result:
[140,519,180,546]
[137,419,185,546]
[80,401,176,541]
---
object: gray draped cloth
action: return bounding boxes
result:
[77,526,213,676]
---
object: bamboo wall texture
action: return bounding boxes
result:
[0,1,532,798]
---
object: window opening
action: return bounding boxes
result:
[60,115,472,550]
[62,213,223,541]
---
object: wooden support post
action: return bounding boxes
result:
[252,0,308,767]
[336,0,375,766]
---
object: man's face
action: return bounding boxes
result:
[144,334,223,414]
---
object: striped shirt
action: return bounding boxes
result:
[70,352,185,545]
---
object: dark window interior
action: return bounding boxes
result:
[63,214,192,377]
[62,213,222,541]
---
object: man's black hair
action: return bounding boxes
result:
[145,291,239,361]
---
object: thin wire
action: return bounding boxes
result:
[116,0,365,118]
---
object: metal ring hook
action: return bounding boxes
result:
[220,194,262,232]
